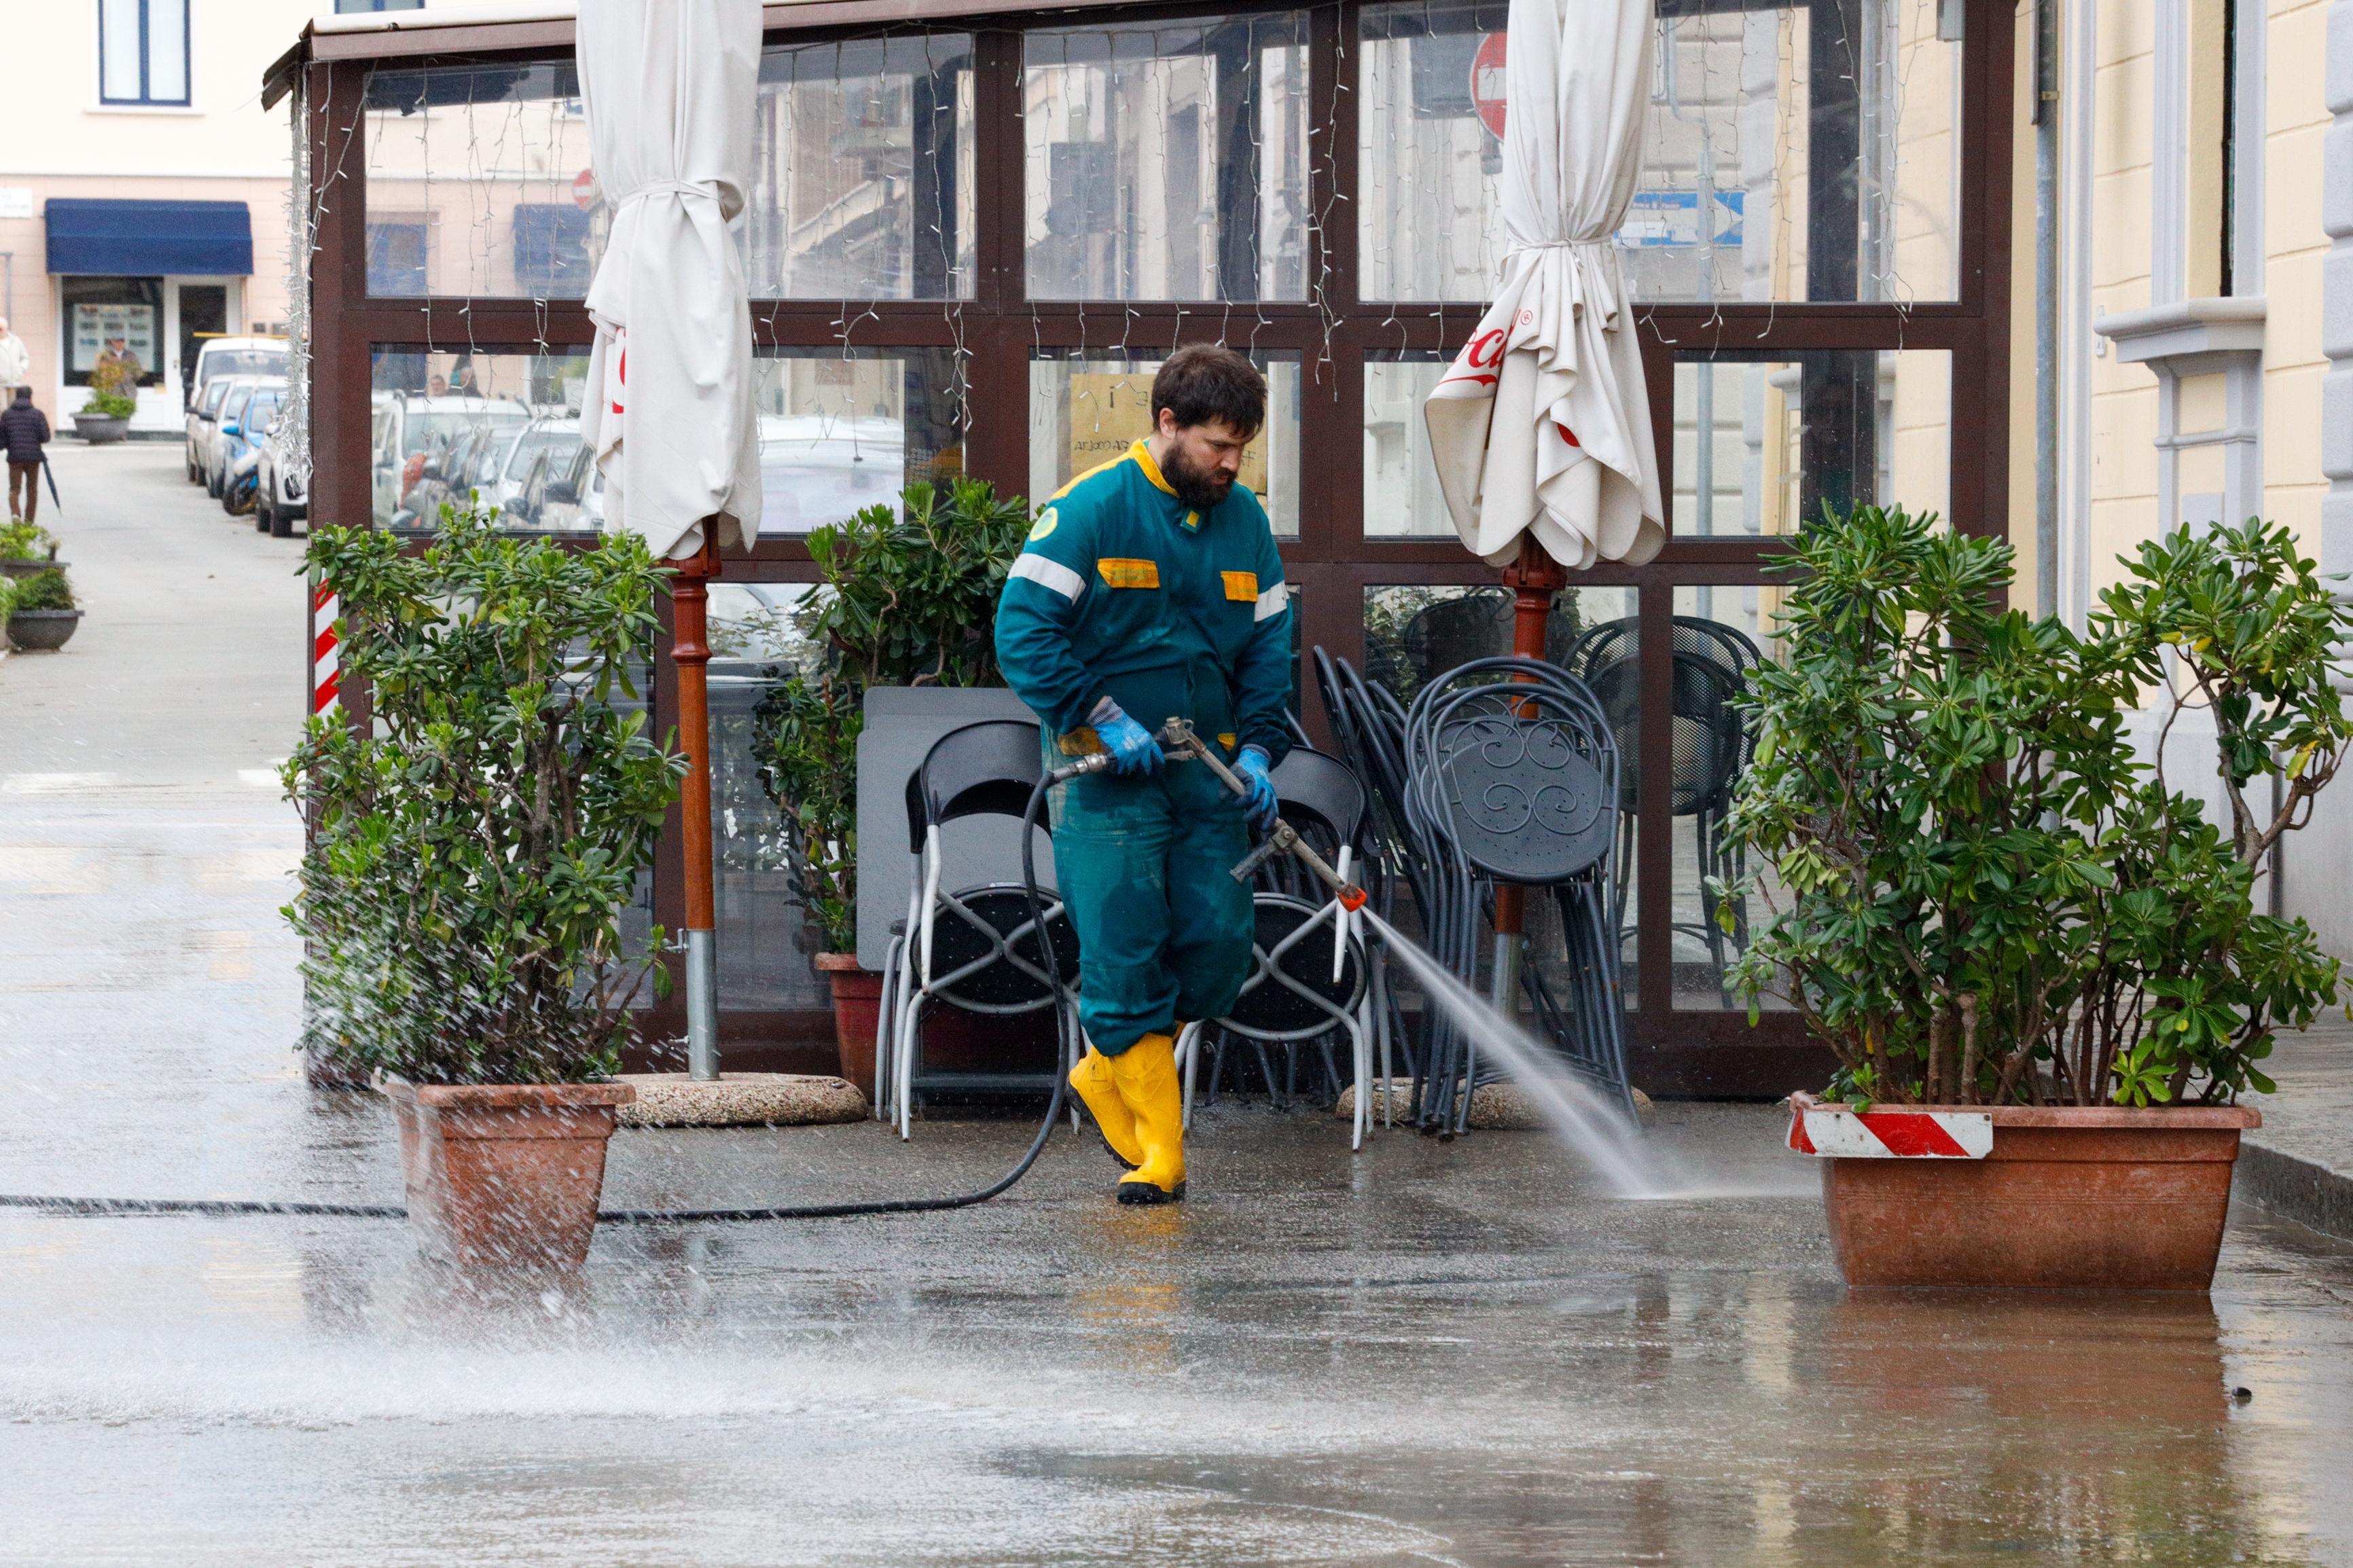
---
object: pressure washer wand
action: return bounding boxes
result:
[1158,719,1368,911]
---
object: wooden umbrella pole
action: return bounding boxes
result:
[672,528,721,1079]
[1490,535,1566,1011]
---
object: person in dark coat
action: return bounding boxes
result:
[2,386,50,524]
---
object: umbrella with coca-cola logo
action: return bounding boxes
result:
[1422,0,1663,576]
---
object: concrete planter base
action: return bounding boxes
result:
[1797,1095,2262,1290]
[71,414,129,444]
[6,609,83,652]
[387,1080,633,1266]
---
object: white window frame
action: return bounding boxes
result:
[96,0,193,109]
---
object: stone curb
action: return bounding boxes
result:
[614,1073,868,1129]
[2235,1137,2353,1243]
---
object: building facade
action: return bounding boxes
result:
[0,1,323,436]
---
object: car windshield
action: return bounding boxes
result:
[245,392,282,429]
[200,350,287,385]
[200,382,231,416]
[503,427,582,479]
[401,408,528,457]
[221,388,253,423]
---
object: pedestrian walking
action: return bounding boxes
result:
[3,386,52,523]
[0,318,29,395]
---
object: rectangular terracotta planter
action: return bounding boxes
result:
[1794,1095,2263,1291]
[387,1081,634,1267]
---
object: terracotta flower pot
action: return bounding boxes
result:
[1795,1094,2262,1290]
[387,1080,634,1267]
[814,952,881,1095]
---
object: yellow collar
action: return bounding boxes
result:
[1130,439,1179,498]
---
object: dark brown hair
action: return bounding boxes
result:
[1151,344,1266,437]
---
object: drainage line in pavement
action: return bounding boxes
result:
[0,769,1092,1228]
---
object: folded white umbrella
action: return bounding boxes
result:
[1424,0,1664,570]
[577,0,764,560]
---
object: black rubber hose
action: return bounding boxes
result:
[0,774,1077,1226]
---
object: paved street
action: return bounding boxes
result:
[7,443,2353,1565]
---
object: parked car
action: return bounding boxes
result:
[506,439,607,532]
[490,417,588,516]
[253,420,308,539]
[757,413,905,534]
[206,378,285,499]
[371,393,531,528]
[220,386,284,514]
[189,336,287,400]
[184,376,234,484]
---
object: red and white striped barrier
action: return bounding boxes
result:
[1788,1101,1992,1159]
[310,577,340,718]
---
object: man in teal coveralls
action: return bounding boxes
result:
[994,346,1293,1204]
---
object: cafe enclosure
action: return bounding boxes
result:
[269,0,2016,1095]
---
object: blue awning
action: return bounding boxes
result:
[46,199,253,277]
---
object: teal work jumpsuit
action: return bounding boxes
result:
[994,439,1294,1055]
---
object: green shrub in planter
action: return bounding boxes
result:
[79,391,137,420]
[10,568,75,612]
[0,520,55,560]
[284,503,687,1084]
[1722,507,2353,1108]
[751,478,1029,953]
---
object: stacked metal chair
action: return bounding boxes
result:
[1174,747,1394,1150]
[1314,649,1637,1131]
[874,719,1081,1137]
[1560,616,1759,1004]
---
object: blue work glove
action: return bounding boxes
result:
[1233,745,1280,831]
[1089,698,1163,776]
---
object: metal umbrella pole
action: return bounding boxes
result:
[672,530,721,1078]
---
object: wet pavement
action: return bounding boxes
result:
[8,445,2353,1565]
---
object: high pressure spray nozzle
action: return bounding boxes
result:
[1157,718,1369,911]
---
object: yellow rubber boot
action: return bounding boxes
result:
[1068,1046,1142,1170]
[1107,1032,1187,1204]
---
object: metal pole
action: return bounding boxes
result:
[2034,0,2062,619]
[672,530,723,1080]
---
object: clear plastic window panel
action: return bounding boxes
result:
[1024,15,1311,302]
[366,348,590,532]
[1362,352,1456,538]
[1668,585,1792,1013]
[753,348,967,534]
[362,39,976,301]
[1357,1,1960,304]
[708,584,831,1010]
[1669,350,1949,536]
[1028,353,1301,536]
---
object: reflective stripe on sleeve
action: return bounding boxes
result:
[1254,582,1289,622]
[1011,553,1088,602]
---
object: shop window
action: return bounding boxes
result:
[1024,14,1310,302]
[1668,351,1950,536]
[1028,352,1301,536]
[60,276,164,388]
[98,0,190,108]
[1357,1,1960,304]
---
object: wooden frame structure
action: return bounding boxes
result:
[277,0,2014,1094]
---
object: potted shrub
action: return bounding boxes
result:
[285,503,686,1266]
[1727,507,2352,1290]
[751,477,1029,1088]
[5,566,82,652]
[72,390,135,444]
[0,519,63,581]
